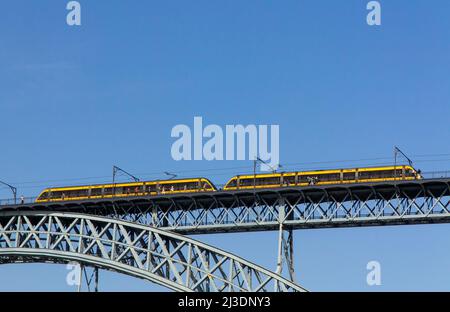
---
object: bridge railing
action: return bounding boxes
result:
[422,171,450,179]
[0,196,36,206]
[0,172,449,207]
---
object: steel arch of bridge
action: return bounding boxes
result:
[2,179,449,287]
[0,212,306,292]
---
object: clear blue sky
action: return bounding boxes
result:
[1,0,450,291]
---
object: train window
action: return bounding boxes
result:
[51,191,63,199]
[38,192,48,200]
[271,177,282,185]
[159,183,169,191]
[69,189,89,198]
[260,177,281,185]
[284,176,296,185]
[131,185,141,193]
[226,180,237,187]
[183,182,197,190]
[343,172,355,180]
[240,177,280,187]
[159,182,184,191]
[359,169,401,180]
[63,191,72,198]
[202,181,213,190]
[317,173,340,182]
[107,187,124,195]
[298,175,310,183]
[377,170,397,178]
[359,171,379,179]
[123,187,132,195]
[405,169,416,177]
[160,182,181,191]
[239,179,254,186]
[147,185,157,193]
[172,182,193,191]
[91,188,103,196]
[190,182,199,189]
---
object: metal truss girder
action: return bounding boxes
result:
[1,179,450,235]
[118,182,450,234]
[0,212,306,292]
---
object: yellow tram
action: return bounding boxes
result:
[35,165,421,203]
[35,177,216,203]
[223,165,421,190]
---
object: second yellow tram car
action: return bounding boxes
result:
[223,165,421,191]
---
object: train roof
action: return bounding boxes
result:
[40,177,216,191]
[229,164,418,178]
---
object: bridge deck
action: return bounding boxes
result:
[0,178,449,210]
[1,178,449,234]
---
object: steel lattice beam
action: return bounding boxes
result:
[0,212,306,292]
[1,179,449,234]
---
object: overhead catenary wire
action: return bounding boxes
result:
[2,153,450,193]
[7,159,450,188]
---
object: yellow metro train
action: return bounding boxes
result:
[35,165,421,203]
[36,178,216,203]
[222,165,421,190]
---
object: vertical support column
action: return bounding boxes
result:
[276,225,296,282]
[167,239,171,281]
[77,263,83,292]
[94,267,99,292]
[205,250,210,292]
[77,266,99,292]
[151,204,158,227]
[275,198,297,287]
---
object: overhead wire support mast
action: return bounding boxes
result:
[112,165,140,196]
[112,166,140,183]
[111,165,141,220]
[394,146,414,167]
[253,156,282,194]
[0,181,17,204]
[394,146,415,180]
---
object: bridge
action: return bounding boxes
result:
[1,177,450,291]
[0,212,304,292]
[2,178,449,232]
